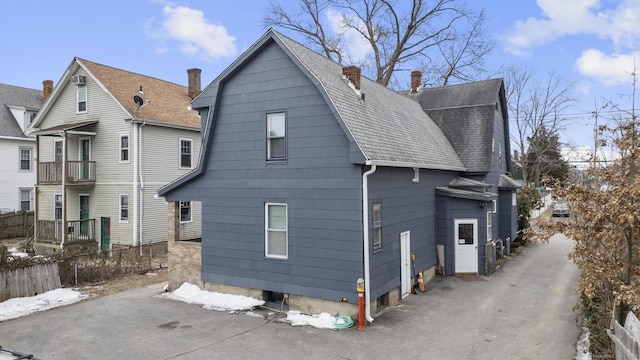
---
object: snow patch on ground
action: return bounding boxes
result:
[160,282,341,329]
[160,282,264,311]
[576,326,591,360]
[0,288,86,322]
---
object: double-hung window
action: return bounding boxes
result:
[265,203,287,258]
[19,147,32,171]
[372,203,382,250]
[120,194,129,222]
[120,134,130,163]
[180,139,192,169]
[54,194,62,221]
[180,201,192,222]
[54,140,63,162]
[267,113,286,160]
[77,87,87,113]
[20,189,32,211]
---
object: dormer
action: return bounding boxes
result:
[7,105,38,136]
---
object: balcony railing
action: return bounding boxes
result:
[38,161,96,185]
[36,219,96,245]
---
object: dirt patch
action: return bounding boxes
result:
[78,251,169,298]
[80,264,168,298]
[1,237,169,299]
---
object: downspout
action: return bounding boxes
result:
[139,121,146,256]
[362,163,377,322]
[133,122,139,247]
[61,131,67,249]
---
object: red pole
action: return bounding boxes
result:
[358,292,365,330]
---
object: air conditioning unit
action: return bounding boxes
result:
[71,75,86,85]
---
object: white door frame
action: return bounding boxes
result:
[400,231,411,298]
[454,218,478,274]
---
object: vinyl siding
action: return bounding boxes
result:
[0,139,36,210]
[35,68,201,245]
[169,42,365,303]
[367,168,456,300]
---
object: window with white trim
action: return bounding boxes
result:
[265,203,287,258]
[373,203,382,250]
[491,138,495,166]
[77,87,87,113]
[119,194,129,222]
[498,140,503,169]
[267,112,286,160]
[487,211,493,242]
[19,147,32,171]
[180,201,192,222]
[180,139,192,169]
[20,188,32,211]
[54,193,62,221]
[492,199,497,213]
[119,134,130,163]
[54,140,63,162]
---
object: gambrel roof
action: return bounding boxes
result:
[409,78,510,173]
[272,32,465,171]
[31,58,200,132]
[0,83,42,138]
[159,29,465,196]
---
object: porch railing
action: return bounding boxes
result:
[36,219,96,244]
[38,161,96,185]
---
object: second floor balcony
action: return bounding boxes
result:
[38,161,96,186]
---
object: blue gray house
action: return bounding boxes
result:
[158,29,517,318]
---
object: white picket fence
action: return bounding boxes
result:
[609,311,640,360]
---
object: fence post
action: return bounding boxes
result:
[0,245,7,266]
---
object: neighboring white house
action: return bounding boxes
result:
[0,83,44,213]
[29,57,202,249]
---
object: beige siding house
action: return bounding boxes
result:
[30,58,202,249]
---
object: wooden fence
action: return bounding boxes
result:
[609,311,640,360]
[0,211,34,239]
[0,262,61,301]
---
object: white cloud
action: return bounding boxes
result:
[575,49,639,86]
[504,0,640,55]
[145,5,237,61]
[325,8,372,65]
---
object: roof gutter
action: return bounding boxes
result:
[0,136,35,141]
[126,118,200,132]
[367,160,466,172]
[362,164,377,323]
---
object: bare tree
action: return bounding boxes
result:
[505,67,575,186]
[263,0,493,88]
[419,9,495,87]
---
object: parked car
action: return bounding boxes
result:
[552,201,569,217]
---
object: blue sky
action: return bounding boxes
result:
[2,0,638,153]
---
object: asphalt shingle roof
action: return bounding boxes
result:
[78,58,200,128]
[0,83,43,138]
[409,78,505,173]
[274,31,465,171]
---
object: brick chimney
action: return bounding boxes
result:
[342,66,361,90]
[410,70,422,93]
[43,80,54,101]
[187,68,201,100]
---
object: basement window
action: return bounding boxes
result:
[263,290,288,310]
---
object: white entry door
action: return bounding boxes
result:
[454,219,478,274]
[400,231,411,298]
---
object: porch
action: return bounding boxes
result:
[35,219,96,247]
[37,161,96,185]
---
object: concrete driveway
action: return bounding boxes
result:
[1,234,580,360]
